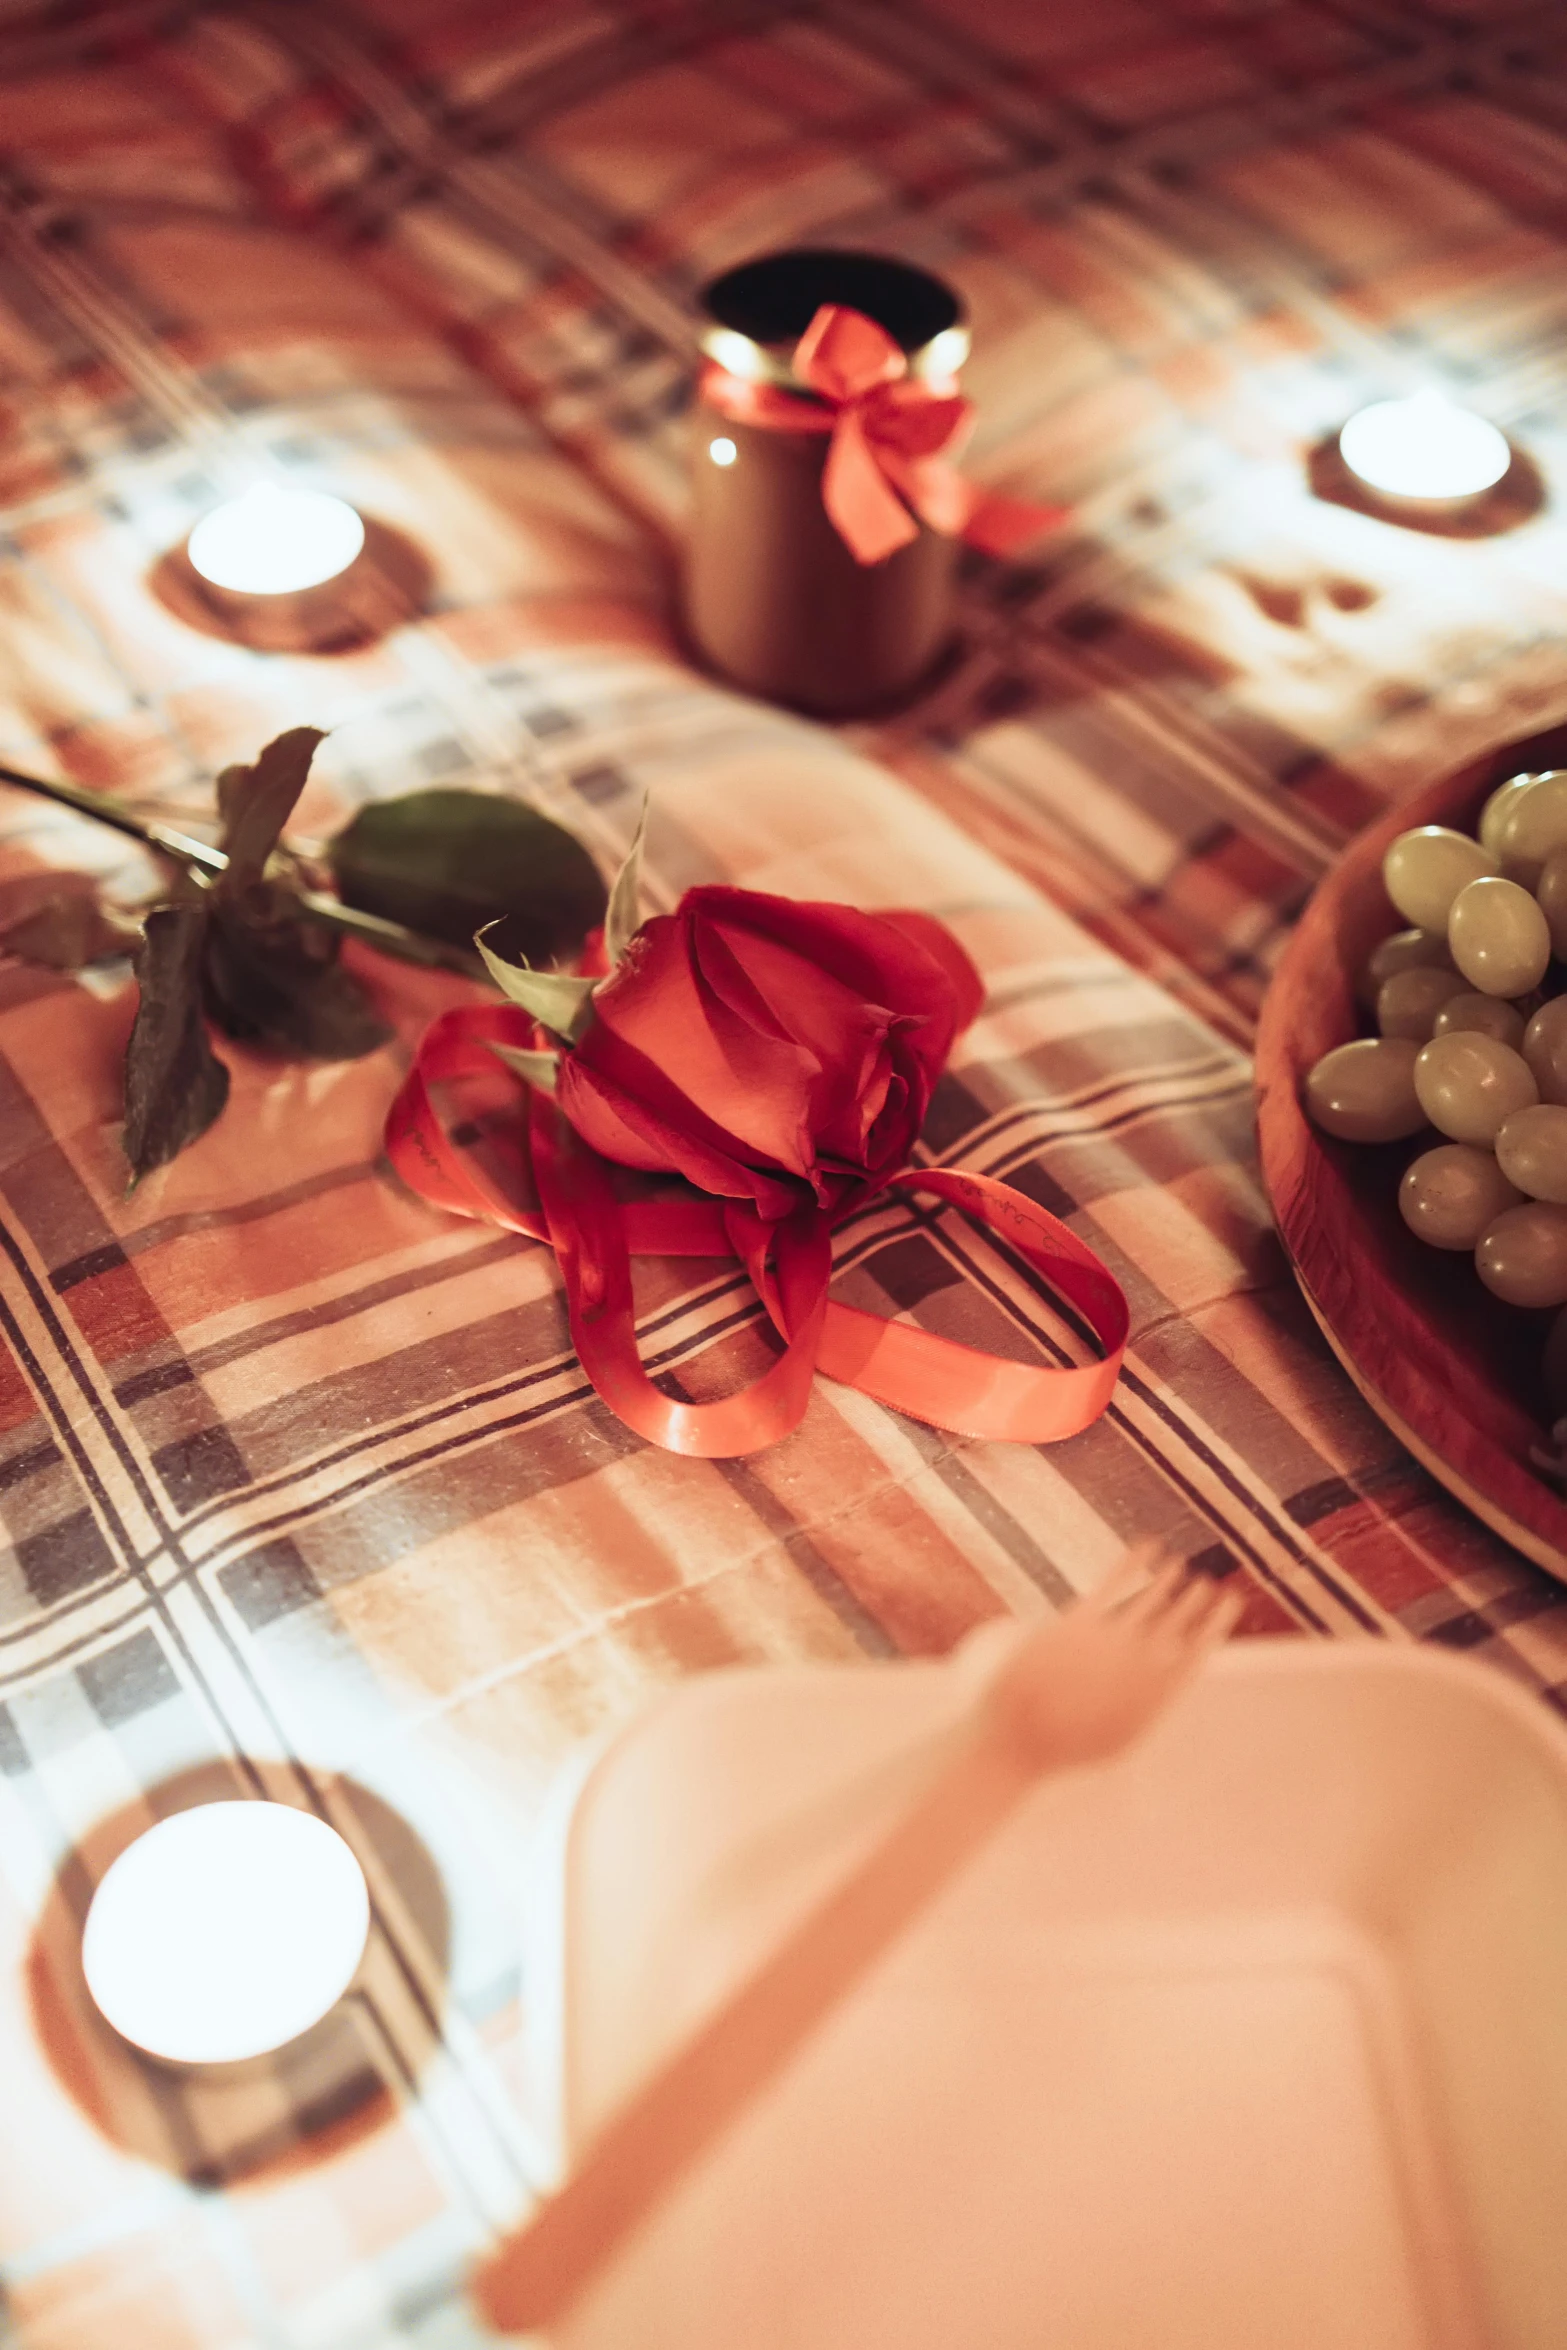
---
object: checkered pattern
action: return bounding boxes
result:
[0,2,1564,2342]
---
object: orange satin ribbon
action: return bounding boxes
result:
[701,302,1067,566]
[386,1003,1128,1459]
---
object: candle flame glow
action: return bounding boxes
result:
[187,484,366,595]
[82,1802,370,2065]
[914,324,971,380]
[1338,393,1511,503]
[703,327,769,383]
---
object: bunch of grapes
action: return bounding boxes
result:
[1305,769,1567,1433]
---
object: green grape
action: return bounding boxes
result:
[1376,966,1467,1040]
[1495,1104,1567,1203]
[1413,1031,1537,1144]
[1498,770,1567,888]
[1447,874,1550,997]
[1383,827,1495,932]
[1476,1202,1567,1307]
[1536,848,1567,960]
[1399,1144,1522,1249]
[1523,999,1567,1106]
[1359,926,1452,1007]
[1432,992,1526,1049]
[1305,1038,1425,1142]
[1479,773,1542,853]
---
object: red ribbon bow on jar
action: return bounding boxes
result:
[385,826,1127,1460]
[702,303,1067,566]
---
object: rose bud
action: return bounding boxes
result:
[556,886,983,1220]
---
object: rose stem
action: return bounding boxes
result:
[0,759,488,981]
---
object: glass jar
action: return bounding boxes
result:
[681,249,970,720]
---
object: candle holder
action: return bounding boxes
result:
[185,482,367,651]
[155,483,431,653]
[28,1765,449,2187]
[682,249,971,719]
[1307,393,1541,539]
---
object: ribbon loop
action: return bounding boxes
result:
[531,1090,832,1457]
[386,1011,1128,1459]
[793,303,906,403]
[821,403,923,564]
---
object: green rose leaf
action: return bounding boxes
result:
[487,1040,559,1093]
[218,726,326,890]
[603,794,648,967]
[112,744,606,1178]
[476,926,597,1042]
[123,903,230,1188]
[199,728,393,1062]
[203,888,393,1059]
[328,788,607,964]
[1,890,142,969]
[118,728,393,1177]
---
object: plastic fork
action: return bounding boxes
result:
[475,1544,1242,2337]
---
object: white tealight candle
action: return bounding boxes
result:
[1338,391,1510,506]
[186,483,366,596]
[82,1802,370,2066]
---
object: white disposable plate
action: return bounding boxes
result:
[522,1639,1567,2350]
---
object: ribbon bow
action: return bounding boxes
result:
[385,1001,1128,1460]
[703,303,1065,566]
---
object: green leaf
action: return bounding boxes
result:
[476,927,598,1041]
[218,728,327,890]
[603,794,649,966]
[203,888,393,1059]
[1,890,141,969]
[123,904,230,1186]
[487,1040,559,1093]
[327,788,607,963]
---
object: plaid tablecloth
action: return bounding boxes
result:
[1,1,1566,2342]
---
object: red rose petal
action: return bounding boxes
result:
[557,886,978,1213]
[558,1054,802,1220]
[687,887,973,1069]
[873,908,985,1033]
[586,912,819,1176]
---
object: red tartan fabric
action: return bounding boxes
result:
[0,3,1563,2341]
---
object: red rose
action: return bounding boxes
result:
[555,886,983,1221]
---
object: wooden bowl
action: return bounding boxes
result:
[1256,721,1567,1577]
